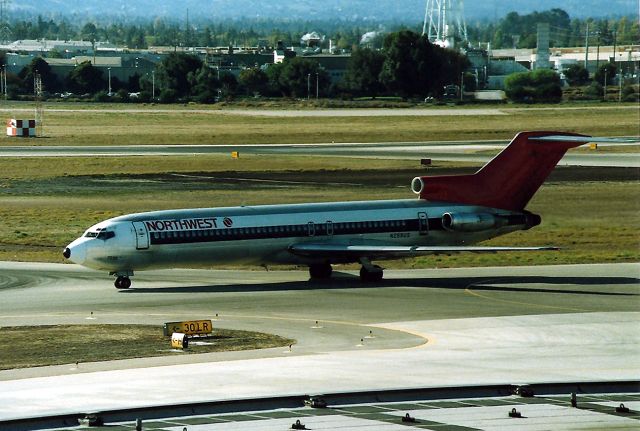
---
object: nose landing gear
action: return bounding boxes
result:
[114,276,131,289]
[111,271,134,289]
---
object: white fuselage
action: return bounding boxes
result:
[64,198,528,274]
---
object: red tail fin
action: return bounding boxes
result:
[412,131,589,211]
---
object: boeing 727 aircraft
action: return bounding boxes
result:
[63,131,617,289]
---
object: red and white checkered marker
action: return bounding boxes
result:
[6,119,36,137]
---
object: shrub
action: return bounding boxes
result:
[505,69,562,103]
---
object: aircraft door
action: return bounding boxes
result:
[307,222,315,237]
[418,212,429,236]
[326,221,333,236]
[132,222,149,249]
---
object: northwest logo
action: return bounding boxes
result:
[223,217,233,227]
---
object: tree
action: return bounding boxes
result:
[594,62,617,86]
[505,69,562,103]
[583,81,603,99]
[379,30,426,97]
[265,62,286,96]
[80,22,98,41]
[158,88,178,103]
[65,61,104,94]
[192,65,220,103]
[342,47,385,96]
[19,57,60,93]
[563,64,589,86]
[219,72,239,98]
[379,30,469,98]
[156,52,203,98]
[276,57,330,98]
[238,67,269,96]
[128,73,142,92]
[462,72,477,92]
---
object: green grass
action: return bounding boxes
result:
[0,325,294,370]
[1,101,637,146]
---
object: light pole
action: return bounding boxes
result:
[584,22,589,70]
[107,67,112,95]
[603,69,608,101]
[511,35,519,73]
[595,31,601,72]
[315,72,319,99]
[619,67,623,102]
[151,70,155,100]
[307,73,310,100]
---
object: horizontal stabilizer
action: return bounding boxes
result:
[530,135,639,144]
[289,243,558,260]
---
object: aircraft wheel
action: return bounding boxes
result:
[309,263,333,279]
[115,276,131,289]
[360,265,383,282]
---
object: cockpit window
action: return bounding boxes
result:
[97,231,115,240]
[85,229,115,240]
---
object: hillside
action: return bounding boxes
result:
[9,0,636,22]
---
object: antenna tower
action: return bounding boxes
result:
[34,73,43,137]
[422,0,468,48]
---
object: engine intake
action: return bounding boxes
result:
[411,177,425,194]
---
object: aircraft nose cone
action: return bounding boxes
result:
[64,241,87,265]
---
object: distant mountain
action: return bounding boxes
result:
[9,0,636,22]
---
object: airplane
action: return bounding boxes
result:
[62,131,627,289]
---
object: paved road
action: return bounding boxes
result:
[1,107,509,117]
[0,261,638,421]
[0,140,638,167]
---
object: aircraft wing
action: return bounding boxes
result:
[288,243,558,260]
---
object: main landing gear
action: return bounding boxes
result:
[307,260,384,282]
[360,264,383,282]
[309,262,333,279]
[359,258,384,282]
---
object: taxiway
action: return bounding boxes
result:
[0,261,638,422]
[0,140,638,167]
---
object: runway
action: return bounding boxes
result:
[0,261,638,423]
[0,140,639,167]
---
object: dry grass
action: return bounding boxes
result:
[0,102,637,146]
[0,325,293,370]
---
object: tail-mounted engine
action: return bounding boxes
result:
[442,212,504,232]
[441,212,541,232]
